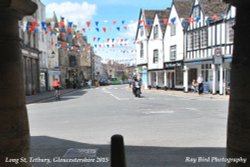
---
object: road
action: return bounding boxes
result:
[27,84,229,167]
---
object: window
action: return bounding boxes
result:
[193,6,200,18]
[170,24,176,36]
[170,45,176,60]
[154,25,159,39]
[187,32,193,50]
[176,67,183,85]
[227,19,235,42]
[193,30,200,49]
[200,28,208,48]
[140,28,144,37]
[140,43,144,58]
[153,49,159,63]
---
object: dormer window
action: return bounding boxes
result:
[170,24,176,36]
[193,6,200,18]
[154,24,159,39]
[140,28,144,37]
[140,42,144,58]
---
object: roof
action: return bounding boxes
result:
[174,0,194,18]
[148,9,171,37]
[200,0,228,18]
[135,9,170,39]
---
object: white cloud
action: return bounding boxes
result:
[118,21,137,40]
[46,1,97,24]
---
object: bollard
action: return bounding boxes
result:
[111,134,126,167]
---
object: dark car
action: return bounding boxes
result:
[99,79,108,86]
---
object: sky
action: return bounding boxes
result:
[41,0,172,64]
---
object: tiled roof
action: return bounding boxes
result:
[200,0,228,17]
[174,0,194,18]
[144,9,170,36]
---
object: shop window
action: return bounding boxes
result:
[188,68,197,85]
[175,67,183,85]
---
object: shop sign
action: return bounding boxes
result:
[185,60,213,66]
[164,62,182,69]
[49,71,61,76]
[214,48,223,64]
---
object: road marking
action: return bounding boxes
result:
[144,110,174,115]
[109,94,129,101]
[185,107,198,111]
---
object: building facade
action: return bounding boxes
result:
[184,0,234,94]
[164,0,193,90]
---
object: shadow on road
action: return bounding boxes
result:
[29,136,228,167]
[37,90,87,103]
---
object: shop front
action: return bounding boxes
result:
[164,61,183,90]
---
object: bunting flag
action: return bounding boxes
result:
[212,15,220,21]
[195,16,201,23]
[206,17,213,23]
[102,27,107,32]
[41,21,46,31]
[113,20,117,25]
[122,20,125,24]
[86,21,91,27]
[96,28,100,32]
[95,21,99,26]
[163,18,168,25]
[82,28,86,33]
[171,17,176,24]
[147,19,151,26]
[181,20,188,27]
[188,17,194,23]
[59,21,64,28]
[68,22,73,27]
[116,27,120,31]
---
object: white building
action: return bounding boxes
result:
[94,55,108,81]
[148,10,170,88]
[135,9,170,89]
[184,0,234,95]
[32,0,49,92]
[164,0,193,90]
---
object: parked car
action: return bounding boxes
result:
[99,79,108,86]
[110,78,122,85]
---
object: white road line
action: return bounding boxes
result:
[109,94,129,101]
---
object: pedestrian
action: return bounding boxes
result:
[197,74,203,94]
[191,79,198,92]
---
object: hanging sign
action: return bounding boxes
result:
[214,48,223,64]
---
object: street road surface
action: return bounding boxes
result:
[27,84,229,167]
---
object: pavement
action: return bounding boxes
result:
[141,87,229,100]
[26,88,79,104]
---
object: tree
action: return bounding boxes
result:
[0,1,37,166]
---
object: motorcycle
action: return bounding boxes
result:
[133,81,141,97]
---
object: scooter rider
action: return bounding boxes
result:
[132,77,141,97]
